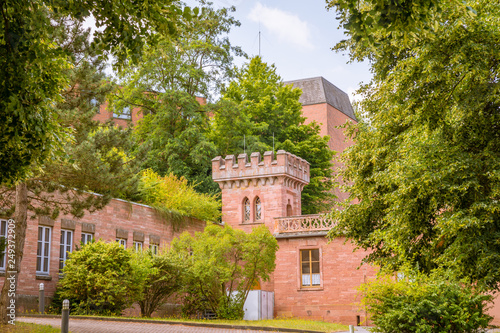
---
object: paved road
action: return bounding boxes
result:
[19,317,299,333]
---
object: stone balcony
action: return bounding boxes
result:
[273,214,335,238]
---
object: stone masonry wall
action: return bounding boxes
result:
[0,197,205,312]
[274,235,376,325]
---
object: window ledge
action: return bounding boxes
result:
[298,287,323,291]
[240,221,265,225]
[0,271,5,277]
[36,275,52,281]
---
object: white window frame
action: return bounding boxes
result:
[81,232,93,245]
[37,226,52,275]
[133,241,143,252]
[59,229,73,272]
[113,106,132,120]
[117,238,127,249]
[0,219,7,271]
[150,244,159,255]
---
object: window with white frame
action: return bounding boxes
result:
[150,244,159,255]
[300,249,321,287]
[117,238,127,249]
[133,241,143,252]
[37,226,52,275]
[0,219,7,271]
[113,106,131,119]
[59,230,73,271]
[81,232,93,245]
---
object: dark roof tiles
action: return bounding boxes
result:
[284,76,356,121]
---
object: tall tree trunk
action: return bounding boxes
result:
[0,182,28,324]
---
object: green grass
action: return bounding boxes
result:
[71,314,348,332]
[0,322,60,333]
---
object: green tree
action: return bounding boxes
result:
[0,18,143,323]
[59,241,146,315]
[128,90,218,194]
[136,250,184,317]
[139,169,221,224]
[211,57,335,214]
[328,0,500,289]
[0,0,189,186]
[171,224,278,319]
[112,2,243,194]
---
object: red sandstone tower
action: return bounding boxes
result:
[211,150,310,232]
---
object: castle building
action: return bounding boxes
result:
[212,150,376,324]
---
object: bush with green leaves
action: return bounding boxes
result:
[360,273,493,333]
[135,250,184,317]
[171,224,278,319]
[58,240,146,315]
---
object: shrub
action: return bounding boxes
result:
[171,224,278,319]
[58,240,146,315]
[139,169,221,224]
[360,273,493,333]
[135,250,183,317]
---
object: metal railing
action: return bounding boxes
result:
[273,214,335,233]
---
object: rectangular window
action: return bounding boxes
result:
[133,241,143,252]
[150,244,159,255]
[81,232,93,245]
[59,230,73,272]
[117,238,126,249]
[301,249,320,287]
[113,106,131,120]
[37,226,52,275]
[0,219,7,271]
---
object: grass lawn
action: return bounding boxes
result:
[0,322,60,332]
[72,314,348,332]
[198,318,349,332]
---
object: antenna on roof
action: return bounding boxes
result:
[259,23,261,57]
[244,135,246,154]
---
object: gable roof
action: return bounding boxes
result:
[284,76,356,121]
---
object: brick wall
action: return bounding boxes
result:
[0,197,205,312]
[274,235,377,325]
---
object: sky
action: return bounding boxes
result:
[203,0,373,101]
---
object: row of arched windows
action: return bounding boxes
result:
[243,196,261,222]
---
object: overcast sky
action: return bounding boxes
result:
[204,0,373,101]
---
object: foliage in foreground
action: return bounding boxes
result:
[360,273,493,333]
[328,0,500,289]
[172,224,278,319]
[136,250,183,318]
[139,169,221,223]
[58,241,145,315]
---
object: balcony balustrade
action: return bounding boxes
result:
[273,214,335,234]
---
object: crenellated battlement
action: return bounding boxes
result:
[212,150,310,190]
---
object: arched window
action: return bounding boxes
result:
[243,198,251,222]
[255,197,262,221]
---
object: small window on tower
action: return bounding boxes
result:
[243,197,250,222]
[255,197,262,221]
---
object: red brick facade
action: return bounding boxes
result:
[0,198,205,312]
[212,149,377,325]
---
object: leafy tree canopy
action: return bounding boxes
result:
[0,0,190,186]
[171,224,278,319]
[329,0,500,290]
[139,169,221,223]
[211,57,335,214]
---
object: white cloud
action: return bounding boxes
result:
[248,3,314,50]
